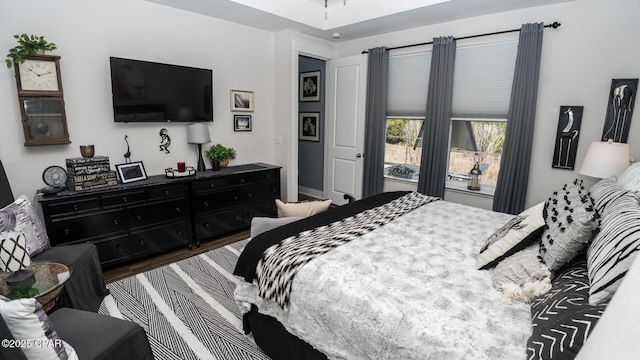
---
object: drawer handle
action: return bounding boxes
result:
[139,239,145,245]
[113,219,119,225]
[164,190,170,196]
[123,196,128,203]
[233,216,241,221]
[265,174,272,179]
[73,204,79,211]
[203,201,209,207]
[64,229,69,235]
[233,196,239,201]
[240,178,245,183]
[271,188,277,193]
[137,215,142,221]
[204,223,210,229]
[175,207,181,213]
[177,230,183,236]
[247,193,253,198]
[209,183,215,188]
[117,245,123,252]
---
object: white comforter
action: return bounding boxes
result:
[235,200,532,359]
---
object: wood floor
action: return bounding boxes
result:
[103,229,250,284]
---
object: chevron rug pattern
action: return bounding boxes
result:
[98,239,270,360]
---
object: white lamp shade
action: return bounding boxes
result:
[579,141,630,179]
[0,231,31,272]
[187,123,211,144]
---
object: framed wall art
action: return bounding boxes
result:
[230,89,254,112]
[234,114,252,131]
[115,161,147,183]
[601,78,637,143]
[299,112,320,141]
[552,105,583,170]
[299,70,320,102]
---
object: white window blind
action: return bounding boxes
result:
[451,41,518,119]
[386,52,431,117]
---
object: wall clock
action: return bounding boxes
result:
[15,55,63,96]
[13,54,70,145]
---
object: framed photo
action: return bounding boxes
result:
[230,89,254,112]
[234,114,252,131]
[299,112,320,141]
[115,161,147,184]
[299,71,320,102]
[601,78,638,143]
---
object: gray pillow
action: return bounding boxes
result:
[539,179,599,271]
[250,216,304,238]
[492,243,551,303]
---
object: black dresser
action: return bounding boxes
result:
[38,163,280,268]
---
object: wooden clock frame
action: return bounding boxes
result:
[14,54,70,146]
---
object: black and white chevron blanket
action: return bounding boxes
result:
[255,192,439,309]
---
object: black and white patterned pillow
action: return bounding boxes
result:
[527,259,608,360]
[587,192,640,305]
[588,177,638,218]
[476,202,545,270]
[539,179,599,271]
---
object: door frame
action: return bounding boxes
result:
[287,39,335,202]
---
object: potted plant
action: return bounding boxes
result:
[387,164,415,179]
[205,144,237,170]
[5,34,57,68]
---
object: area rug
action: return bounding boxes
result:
[98,239,270,360]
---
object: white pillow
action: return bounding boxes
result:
[617,162,640,192]
[275,199,332,218]
[0,296,78,360]
[491,243,551,304]
[476,202,545,270]
[250,216,304,238]
[0,195,51,256]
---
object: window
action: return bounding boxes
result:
[384,117,423,181]
[383,41,517,192]
[448,119,506,188]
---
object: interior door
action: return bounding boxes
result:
[324,54,368,205]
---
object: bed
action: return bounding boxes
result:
[233,173,640,360]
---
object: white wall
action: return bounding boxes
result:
[0,0,276,199]
[335,0,640,209]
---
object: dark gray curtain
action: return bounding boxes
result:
[417,36,456,198]
[493,23,544,214]
[362,47,389,198]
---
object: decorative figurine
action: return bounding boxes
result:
[124,135,132,163]
[159,128,171,154]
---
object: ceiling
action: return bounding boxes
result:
[144,0,573,41]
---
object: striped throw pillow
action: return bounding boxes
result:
[587,193,640,305]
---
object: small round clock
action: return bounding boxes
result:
[18,58,60,92]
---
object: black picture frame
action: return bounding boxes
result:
[299,112,320,141]
[552,105,583,170]
[601,78,638,143]
[299,70,320,102]
[115,161,147,183]
[234,115,252,131]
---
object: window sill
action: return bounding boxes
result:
[445,180,495,198]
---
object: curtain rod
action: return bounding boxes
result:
[362,21,561,54]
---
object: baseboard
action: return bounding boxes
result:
[298,186,323,199]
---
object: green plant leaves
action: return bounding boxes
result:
[5,34,57,68]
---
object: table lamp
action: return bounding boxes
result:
[0,231,35,287]
[187,123,211,172]
[579,140,630,178]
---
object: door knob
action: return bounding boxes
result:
[356,153,364,158]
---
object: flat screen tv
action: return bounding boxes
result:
[109,57,213,122]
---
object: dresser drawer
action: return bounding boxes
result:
[192,175,245,193]
[130,220,190,252]
[240,169,280,184]
[94,234,146,267]
[45,196,100,215]
[102,190,146,207]
[127,199,188,229]
[146,184,186,201]
[194,189,243,213]
[195,209,245,240]
[244,181,280,204]
[48,209,128,245]
[244,203,278,224]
